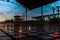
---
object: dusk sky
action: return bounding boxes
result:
[0,0,60,22]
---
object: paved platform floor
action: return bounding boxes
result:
[0,30,12,40]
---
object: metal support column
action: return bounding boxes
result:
[26,8,27,21]
[41,6,44,32]
[26,8,28,33]
[41,6,43,18]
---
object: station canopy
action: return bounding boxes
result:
[16,0,58,10]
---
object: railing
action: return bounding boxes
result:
[0,22,60,40]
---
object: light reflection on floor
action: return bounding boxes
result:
[0,23,60,40]
[19,24,23,38]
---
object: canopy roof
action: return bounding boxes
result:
[16,0,58,10]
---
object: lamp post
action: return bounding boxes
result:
[57,6,60,18]
[52,4,55,18]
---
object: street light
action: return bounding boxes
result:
[51,4,55,18]
[52,4,55,7]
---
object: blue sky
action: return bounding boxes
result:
[0,0,60,22]
[28,0,60,16]
[0,0,25,21]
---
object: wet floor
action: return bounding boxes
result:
[0,23,60,40]
[0,26,42,40]
[0,30,42,40]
